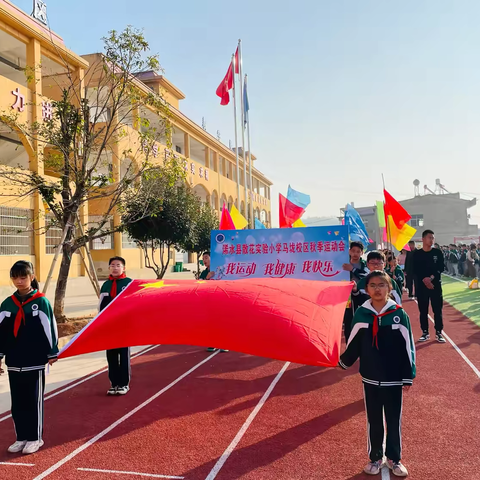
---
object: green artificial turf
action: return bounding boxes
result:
[441,275,480,327]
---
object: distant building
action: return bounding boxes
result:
[339,190,478,248]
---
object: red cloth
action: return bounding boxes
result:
[219,203,236,230]
[11,291,45,337]
[109,273,126,298]
[216,49,239,105]
[384,189,411,229]
[59,279,354,367]
[279,194,305,228]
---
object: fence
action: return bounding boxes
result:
[0,206,34,255]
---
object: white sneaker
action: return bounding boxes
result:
[8,440,27,453]
[387,459,409,477]
[116,386,129,395]
[364,459,384,475]
[107,387,116,395]
[22,440,44,455]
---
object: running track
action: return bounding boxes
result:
[0,298,479,480]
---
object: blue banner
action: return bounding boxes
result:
[210,226,350,281]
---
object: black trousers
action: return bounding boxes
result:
[363,383,403,463]
[107,348,131,388]
[9,369,45,441]
[343,308,354,344]
[416,285,443,333]
[405,273,414,297]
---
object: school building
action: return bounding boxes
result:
[0,0,273,283]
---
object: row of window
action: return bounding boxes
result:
[0,207,138,256]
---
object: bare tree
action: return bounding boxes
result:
[0,27,184,322]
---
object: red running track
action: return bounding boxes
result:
[0,297,479,480]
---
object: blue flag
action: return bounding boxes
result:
[243,75,249,128]
[287,185,311,210]
[344,204,369,245]
[255,218,266,229]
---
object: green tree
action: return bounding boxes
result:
[123,179,200,279]
[181,202,219,278]
[0,27,178,322]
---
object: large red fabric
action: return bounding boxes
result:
[279,194,305,228]
[59,279,353,367]
[216,48,238,106]
[384,189,411,229]
[219,203,235,230]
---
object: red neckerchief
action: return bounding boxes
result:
[371,305,403,349]
[11,290,45,337]
[109,273,126,298]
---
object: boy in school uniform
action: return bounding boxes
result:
[340,270,415,477]
[99,257,132,395]
[342,242,368,342]
[351,251,403,315]
[386,256,405,292]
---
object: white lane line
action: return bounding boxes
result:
[32,351,219,480]
[442,273,468,284]
[205,361,290,480]
[77,468,183,479]
[0,345,158,424]
[0,461,35,467]
[414,300,480,379]
[381,465,391,479]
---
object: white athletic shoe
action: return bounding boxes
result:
[364,459,384,475]
[22,440,44,455]
[107,387,117,396]
[7,440,27,453]
[116,386,129,395]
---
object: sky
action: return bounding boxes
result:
[13,0,480,226]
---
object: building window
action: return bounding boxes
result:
[410,214,424,228]
[0,207,33,255]
[122,232,137,249]
[175,146,182,154]
[46,215,63,254]
[89,216,114,250]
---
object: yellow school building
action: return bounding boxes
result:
[0,0,272,283]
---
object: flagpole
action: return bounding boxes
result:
[245,74,254,227]
[232,53,240,206]
[382,174,392,251]
[238,39,249,225]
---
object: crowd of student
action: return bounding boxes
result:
[441,243,480,278]
[341,229,446,477]
[0,230,447,478]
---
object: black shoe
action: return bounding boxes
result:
[418,332,430,342]
[206,347,216,352]
[436,332,446,343]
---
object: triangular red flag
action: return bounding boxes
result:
[384,189,411,229]
[219,202,236,230]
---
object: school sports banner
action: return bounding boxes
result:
[59,279,353,367]
[210,225,350,281]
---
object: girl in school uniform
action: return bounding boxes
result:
[0,261,58,455]
[339,270,415,477]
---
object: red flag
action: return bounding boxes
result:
[279,194,304,228]
[59,279,353,367]
[384,189,411,229]
[219,202,236,230]
[216,48,239,106]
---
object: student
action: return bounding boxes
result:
[404,241,416,299]
[447,245,459,277]
[386,256,405,292]
[0,261,58,455]
[99,256,132,395]
[413,230,446,343]
[351,251,403,314]
[339,270,415,477]
[342,242,368,342]
[199,251,215,280]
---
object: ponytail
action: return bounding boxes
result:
[31,278,40,291]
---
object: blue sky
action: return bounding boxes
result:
[14,0,480,226]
